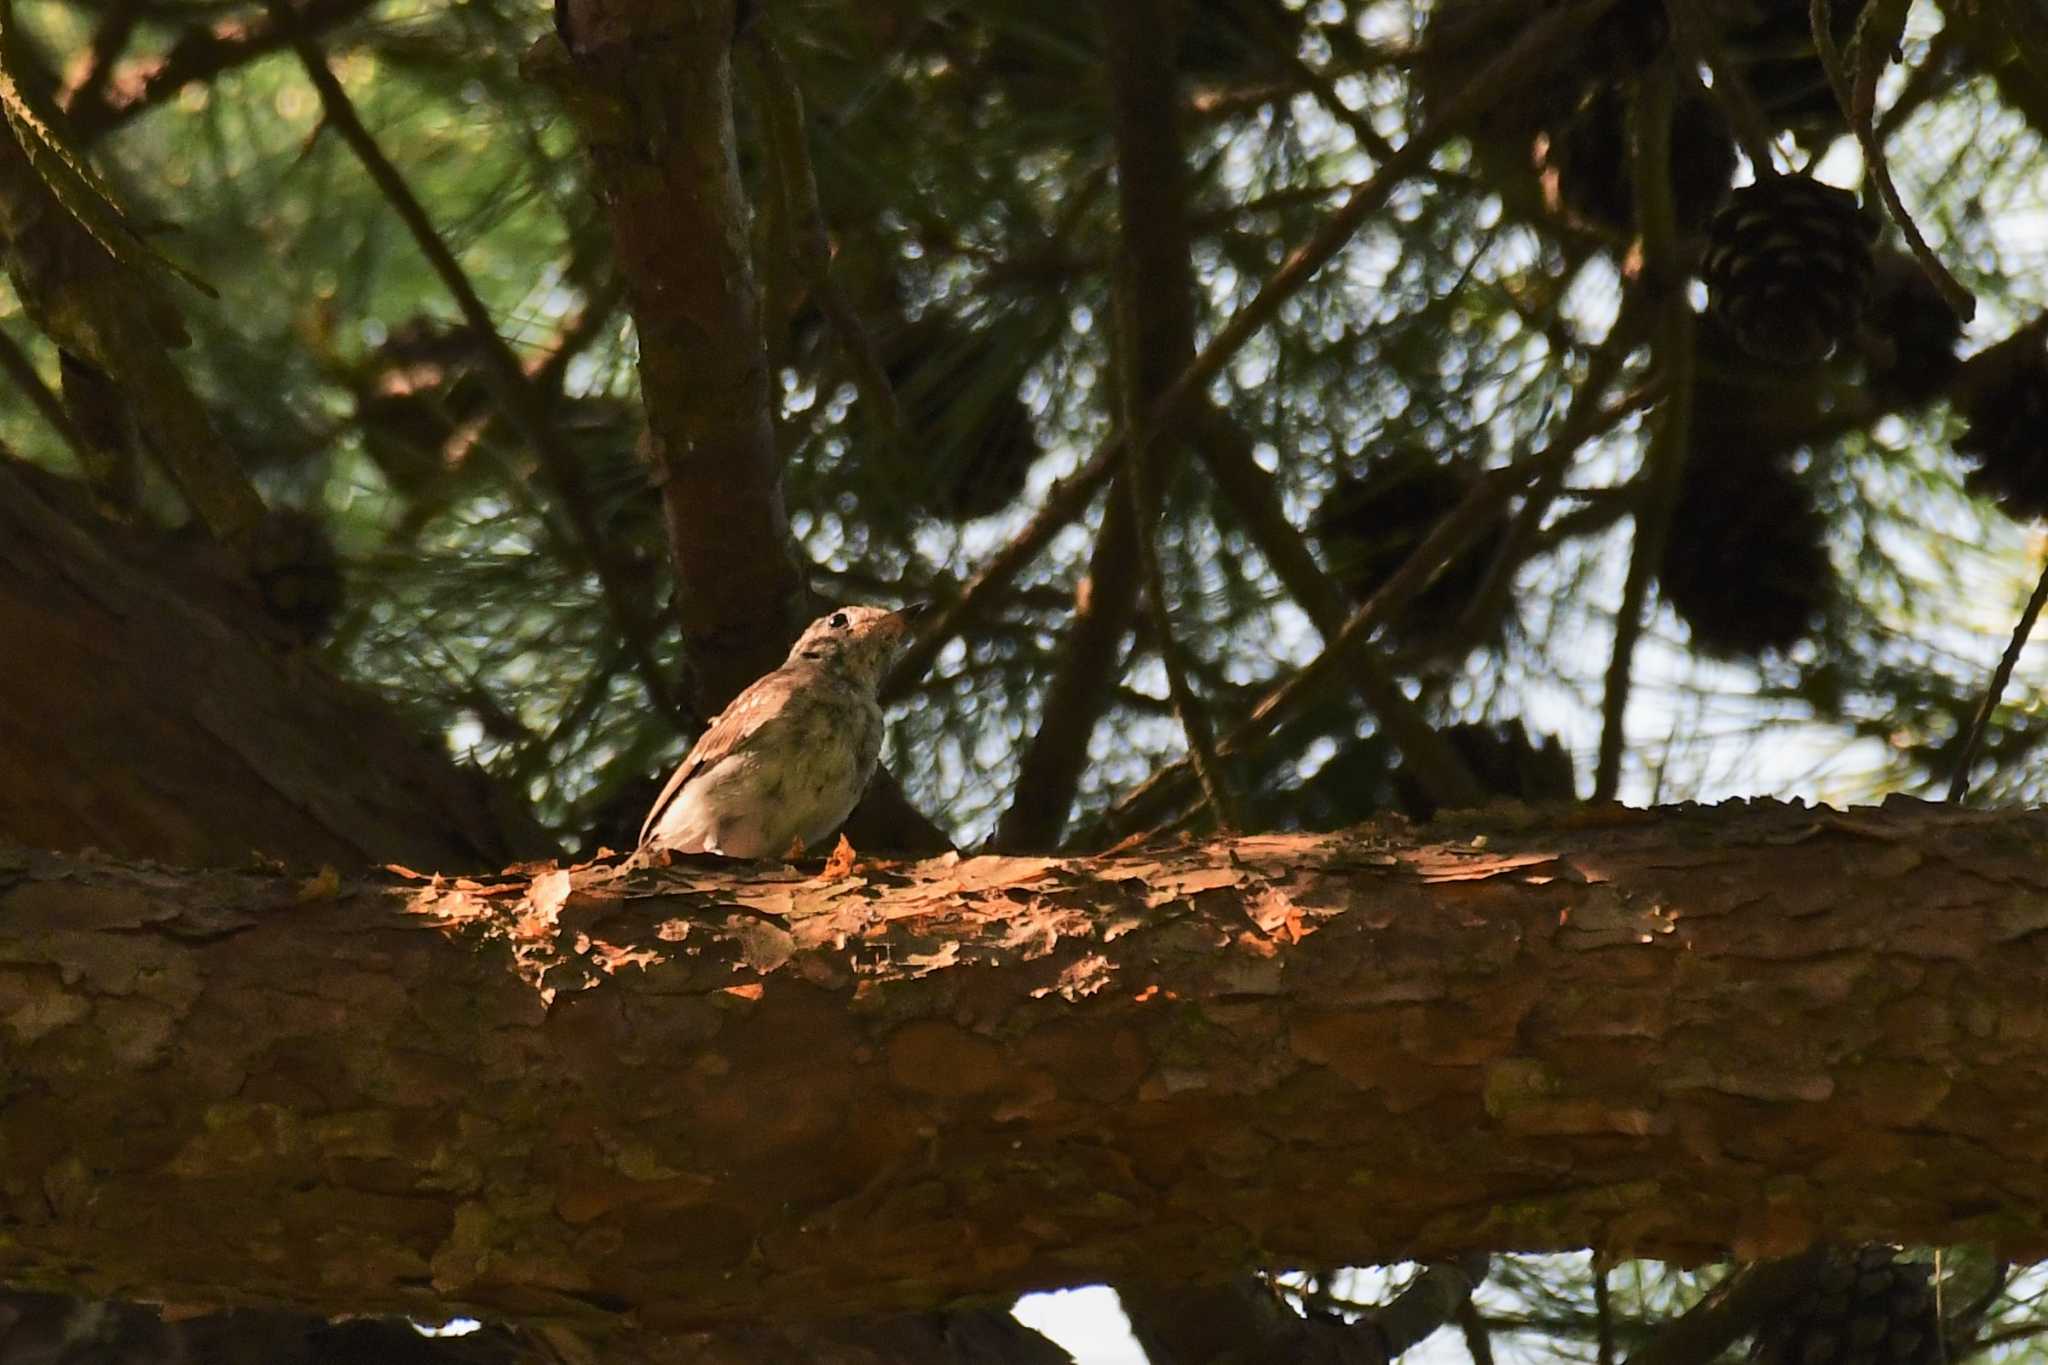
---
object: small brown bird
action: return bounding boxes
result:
[639,603,928,858]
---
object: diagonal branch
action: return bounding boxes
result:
[1624,1252,1829,1365]
[1810,0,1974,322]
[745,30,898,442]
[1593,68,1694,802]
[1133,0,1621,446]
[986,477,1143,852]
[1187,402,1484,814]
[1947,547,2048,803]
[1089,359,1659,845]
[1131,452,1238,832]
[990,0,1199,852]
[268,3,677,720]
[0,325,88,466]
[1123,1258,1488,1365]
[64,0,383,145]
[887,0,1622,719]
[880,443,1120,706]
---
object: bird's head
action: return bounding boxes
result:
[786,602,930,689]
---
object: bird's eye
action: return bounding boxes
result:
[829,611,849,629]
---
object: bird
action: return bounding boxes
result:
[638,602,929,859]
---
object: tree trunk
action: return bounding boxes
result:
[2,797,2045,1347]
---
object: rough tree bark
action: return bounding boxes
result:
[0,457,544,871]
[527,0,806,710]
[519,1,947,855]
[3,797,2047,1351]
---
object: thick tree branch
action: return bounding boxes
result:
[1624,1252,1829,1365]
[0,456,546,869]
[6,798,2048,1340]
[524,5,947,854]
[524,5,807,714]
[1123,1257,1486,1365]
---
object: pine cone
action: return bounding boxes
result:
[1177,0,1302,79]
[1753,1246,1939,1365]
[242,506,345,646]
[1311,454,1503,653]
[1394,719,1576,821]
[1703,177,1878,366]
[879,314,1040,522]
[1864,250,1963,407]
[1660,439,1832,657]
[1956,335,2048,521]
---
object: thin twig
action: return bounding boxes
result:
[1666,0,1782,175]
[880,441,1122,703]
[1454,291,1653,656]
[0,326,88,465]
[1811,0,1976,321]
[1594,1258,1617,1365]
[1139,0,1624,446]
[1189,181,1351,228]
[1457,1298,1497,1365]
[746,31,899,439]
[1874,21,1960,139]
[1095,374,1663,846]
[1947,550,2048,802]
[1186,401,1484,811]
[268,2,677,720]
[527,273,627,400]
[1289,51,1399,163]
[1594,67,1694,802]
[1125,334,1237,834]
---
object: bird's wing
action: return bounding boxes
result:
[637,675,793,847]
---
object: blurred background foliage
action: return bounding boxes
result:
[4,0,2046,857]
